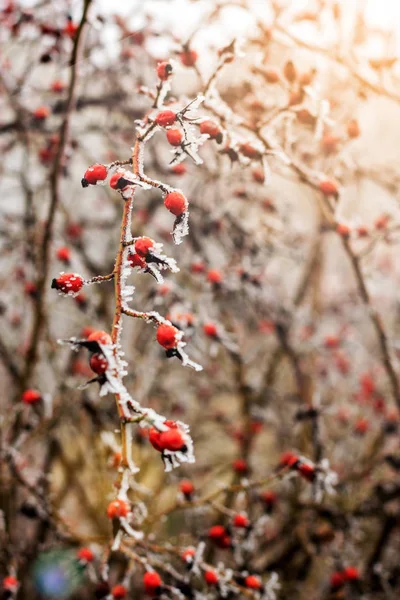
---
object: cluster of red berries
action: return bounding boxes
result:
[86,330,111,376]
[279,452,316,481]
[190,261,225,287]
[81,161,189,218]
[149,420,186,453]
[128,236,156,269]
[330,566,360,589]
[208,525,232,549]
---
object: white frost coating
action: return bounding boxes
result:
[178,345,203,372]
[205,85,243,125]
[261,155,272,186]
[122,285,135,304]
[131,238,180,281]
[315,458,338,501]
[120,517,144,540]
[263,573,280,600]
[162,420,195,473]
[41,393,53,419]
[155,79,171,108]
[111,529,123,552]
[124,423,140,474]
[172,211,189,245]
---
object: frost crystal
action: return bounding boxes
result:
[172,211,189,245]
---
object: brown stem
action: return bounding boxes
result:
[341,236,400,412]
[22,0,93,389]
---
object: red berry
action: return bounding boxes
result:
[159,428,185,451]
[171,163,187,175]
[87,330,112,345]
[33,105,50,120]
[360,372,376,397]
[77,547,94,562]
[260,490,277,507]
[203,322,218,337]
[135,237,154,257]
[149,428,163,452]
[128,252,146,268]
[22,389,41,404]
[330,571,346,589]
[81,326,95,339]
[354,417,369,435]
[239,143,261,160]
[24,281,37,297]
[191,260,205,273]
[252,167,265,183]
[112,584,127,599]
[65,222,82,239]
[232,458,248,473]
[297,462,316,482]
[324,335,340,349]
[343,566,360,581]
[204,570,219,585]
[143,571,162,595]
[265,69,280,83]
[347,120,360,138]
[233,513,250,528]
[182,547,196,561]
[52,273,84,295]
[180,49,198,67]
[89,353,108,375]
[56,246,71,264]
[375,214,389,230]
[283,60,297,82]
[279,451,299,468]
[208,525,226,540]
[83,164,108,186]
[245,575,262,590]
[64,20,78,38]
[319,180,339,196]
[3,576,19,591]
[164,191,188,216]
[155,110,177,127]
[157,61,173,80]
[51,80,65,93]
[179,479,194,496]
[336,223,351,238]
[200,120,222,142]
[156,323,179,349]
[109,172,129,190]
[207,269,222,284]
[322,134,340,153]
[259,320,275,334]
[166,128,183,147]
[107,499,129,519]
